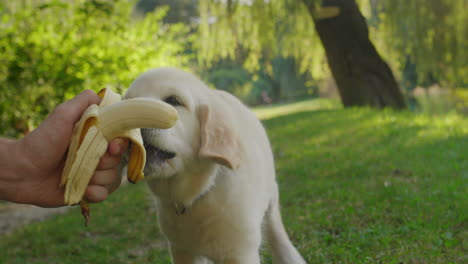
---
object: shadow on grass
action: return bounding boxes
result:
[262,108,467,263]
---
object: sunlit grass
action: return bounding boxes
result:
[253,98,341,120]
[1,99,466,263]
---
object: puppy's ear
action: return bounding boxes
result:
[198,104,241,169]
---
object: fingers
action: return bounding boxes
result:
[87,138,127,202]
[108,138,129,156]
[84,185,109,203]
[89,166,122,191]
[97,152,122,170]
[97,138,129,170]
[84,138,128,203]
[89,167,118,185]
[86,168,122,202]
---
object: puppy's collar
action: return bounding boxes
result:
[174,202,186,215]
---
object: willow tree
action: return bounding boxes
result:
[199,0,465,109]
[373,0,467,88]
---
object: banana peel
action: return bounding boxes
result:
[61,88,178,225]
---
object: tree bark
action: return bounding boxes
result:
[303,0,406,109]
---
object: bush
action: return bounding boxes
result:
[0,0,191,137]
[412,85,468,115]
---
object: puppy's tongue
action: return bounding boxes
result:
[144,144,176,164]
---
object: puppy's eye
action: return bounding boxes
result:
[164,96,183,107]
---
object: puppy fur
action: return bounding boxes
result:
[123,67,306,264]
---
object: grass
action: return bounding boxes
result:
[1,99,467,264]
[254,98,340,120]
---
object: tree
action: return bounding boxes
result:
[373,0,467,88]
[0,0,190,137]
[135,0,198,24]
[304,0,406,108]
[198,0,466,108]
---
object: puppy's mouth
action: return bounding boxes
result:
[144,143,176,164]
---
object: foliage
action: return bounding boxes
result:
[0,0,190,138]
[202,57,317,105]
[198,0,325,77]
[373,0,468,87]
[255,56,316,102]
[135,0,199,24]
[454,89,468,114]
[1,100,466,263]
[203,60,252,94]
[198,0,467,92]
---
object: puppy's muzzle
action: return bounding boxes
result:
[141,128,176,164]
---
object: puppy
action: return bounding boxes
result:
[123,68,306,264]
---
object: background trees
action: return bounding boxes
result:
[0,0,466,137]
[305,0,406,109]
[198,0,467,108]
[0,0,190,137]
[375,0,467,87]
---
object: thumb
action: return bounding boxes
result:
[53,89,102,127]
[20,90,101,164]
[45,89,102,153]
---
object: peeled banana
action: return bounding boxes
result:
[61,88,178,225]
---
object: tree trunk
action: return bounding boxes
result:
[303,0,406,109]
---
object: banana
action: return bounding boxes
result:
[61,88,178,225]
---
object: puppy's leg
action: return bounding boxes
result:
[213,236,262,264]
[264,189,307,264]
[194,257,213,264]
[221,253,261,264]
[170,246,200,264]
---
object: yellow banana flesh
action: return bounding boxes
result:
[61,88,178,224]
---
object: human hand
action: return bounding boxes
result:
[1,90,128,207]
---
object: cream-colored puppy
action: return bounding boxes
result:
[124,67,306,264]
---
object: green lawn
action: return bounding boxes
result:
[1,99,467,264]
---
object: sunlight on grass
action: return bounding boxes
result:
[253,98,341,120]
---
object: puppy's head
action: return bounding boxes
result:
[124,67,241,179]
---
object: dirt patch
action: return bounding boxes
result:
[0,202,70,235]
